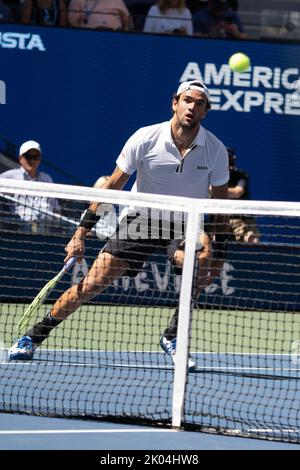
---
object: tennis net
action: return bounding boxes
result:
[0,179,300,443]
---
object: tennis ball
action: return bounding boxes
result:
[228,52,250,73]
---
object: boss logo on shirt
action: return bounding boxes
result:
[197,165,208,170]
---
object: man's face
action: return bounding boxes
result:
[19,149,41,172]
[172,90,209,129]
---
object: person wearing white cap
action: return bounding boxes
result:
[9,82,229,370]
[193,0,247,39]
[0,140,60,233]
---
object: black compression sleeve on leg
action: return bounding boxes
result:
[163,307,179,341]
[25,316,63,345]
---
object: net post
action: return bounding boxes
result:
[172,209,201,429]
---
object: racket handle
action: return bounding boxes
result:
[63,256,77,272]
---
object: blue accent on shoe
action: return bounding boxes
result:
[160,336,196,370]
[160,336,176,357]
[8,335,35,361]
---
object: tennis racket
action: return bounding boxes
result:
[17,257,77,333]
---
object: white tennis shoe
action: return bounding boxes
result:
[8,335,36,361]
[160,336,196,370]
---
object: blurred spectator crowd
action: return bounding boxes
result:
[0,0,248,39]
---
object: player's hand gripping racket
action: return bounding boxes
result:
[17,257,77,333]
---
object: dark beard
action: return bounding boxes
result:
[180,120,198,130]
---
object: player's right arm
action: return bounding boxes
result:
[87,166,130,212]
[64,166,130,262]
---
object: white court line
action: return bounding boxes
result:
[39,350,300,356]
[1,360,300,372]
[0,429,298,436]
[247,429,299,434]
[0,348,295,357]
[0,429,176,435]
[1,360,299,371]
[111,365,300,371]
[0,361,106,367]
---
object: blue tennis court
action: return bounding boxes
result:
[0,413,299,450]
[1,349,300,444]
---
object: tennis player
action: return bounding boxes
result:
[9,80,229,368]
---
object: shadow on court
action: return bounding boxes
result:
[0,413,298,450]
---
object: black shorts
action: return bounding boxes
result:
[101,215,187,277]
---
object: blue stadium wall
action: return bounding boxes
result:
[1,233,299,311]
[0,25,299,202]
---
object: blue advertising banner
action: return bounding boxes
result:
[0,25,299,202]
[1,231,299,311]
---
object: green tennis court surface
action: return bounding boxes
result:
[1,303,300,443]
[1,303,300,353]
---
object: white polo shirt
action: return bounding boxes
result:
[0,167,60,222]
[116,120,229,199]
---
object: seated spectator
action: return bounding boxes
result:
[20,0,67,25]
[208,147,260,244]
[227,147,260,244]
[143,0,193,35]
[0,0,13,22]
[68,0,131,30]
[125,1,154,31]
[193,0,247,39]
[0,140,61,234]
